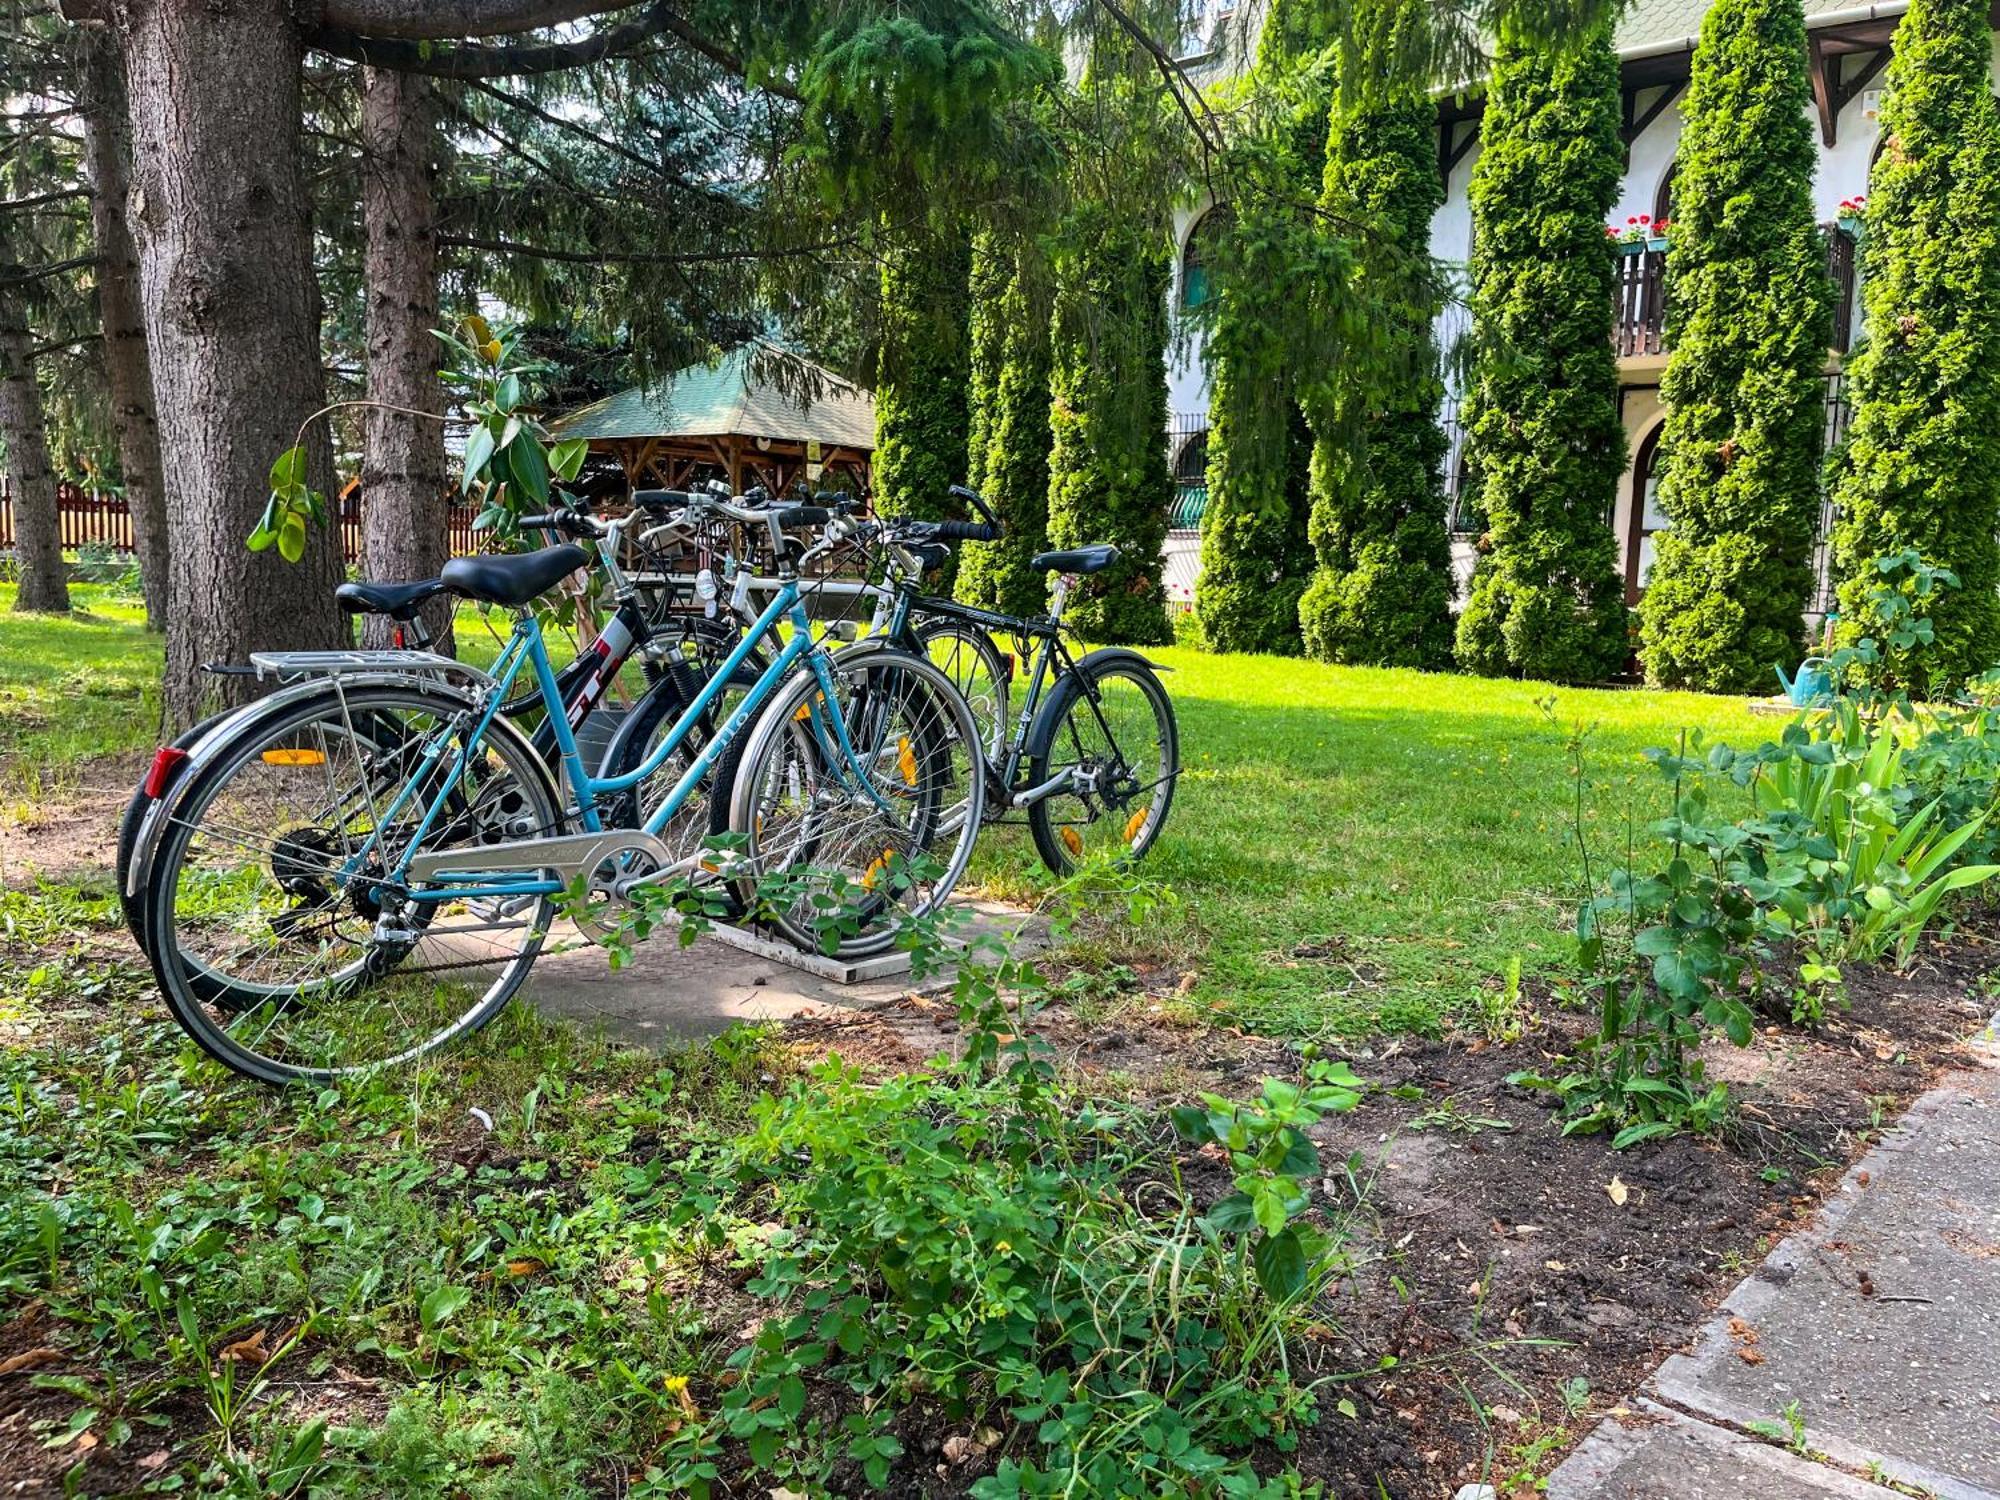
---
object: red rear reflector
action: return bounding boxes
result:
[143,746,190,799]
[392,626,406,648]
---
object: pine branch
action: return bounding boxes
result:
[438,232,856,265]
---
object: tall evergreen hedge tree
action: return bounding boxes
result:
[1297,0,1455,668]
[1828,0,2000,691]
[873,227,972,521]
[964,232,1009,497]
[1046,200,1173,645]
[1637,0,1832,692]
[1454,16,1630,683]
[957,234,1054,617]
[1192,0,1334,654]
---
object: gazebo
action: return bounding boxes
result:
[551,345,874,497]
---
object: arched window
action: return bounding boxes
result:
[1653,157,1677,230]
[1180,208,1229,312]
[1625,420,1668,602]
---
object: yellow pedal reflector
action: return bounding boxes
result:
[261,748,325,766]
[897,736,918,787]
[862,848,895,891]
[1060,826,1082,858]
[1124,809,1147,845]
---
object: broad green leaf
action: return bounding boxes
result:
[506,436,551,505]
[1252,1226,1310,1301]
[461,423,496,490]
[268,445,307,490]
[420,1285,471,1332]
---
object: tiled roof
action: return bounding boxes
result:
[1617,0,1907,55]
[550,346,875,451]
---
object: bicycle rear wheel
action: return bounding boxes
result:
[144,684,561,1085]
[1026,652,1178,877]
[725,649,983,958]
[914,617,1008,770]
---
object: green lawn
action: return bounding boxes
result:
[0,585,1773,1039]
[1047,647,1767,1037]
[0,584,159,796]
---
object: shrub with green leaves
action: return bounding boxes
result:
[1637,0,1832,692]
[872,227,972,524]
[957,233,1056,618]
[1828,0,2000,695]
[1454,16,1630,684]
[1297,0,1455,669]
[649,903,1362,1496]
[1046,203,1174,645]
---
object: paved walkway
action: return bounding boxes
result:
[1546,1025,2000,1500]
[517,898,1047,1046]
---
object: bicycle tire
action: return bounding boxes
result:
[143,683,562,1085]
[1025,650,1179,877]
[724,648,984,958]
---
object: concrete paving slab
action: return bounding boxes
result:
[517,898,1047,1046]
[1546,1399,1907,1500]
[1647,1067,2000,1500]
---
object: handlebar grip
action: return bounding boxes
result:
[930,518,1000,543]
[517,508,600,539]
[948,483,1001,527]
[772,504,833,528]
[632,488,694,511]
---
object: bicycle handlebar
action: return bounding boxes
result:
[517,507,603,540]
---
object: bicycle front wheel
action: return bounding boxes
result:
[1025,652,1179,877]
[143,684,562,1085]
[725,648,983,958]
[914,617,1009,769]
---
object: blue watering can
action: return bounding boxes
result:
[1775,657,1834,707]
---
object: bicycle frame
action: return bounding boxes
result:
[883,583,1078,805]
[371,576,893,906]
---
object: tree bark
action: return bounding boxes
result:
[0,307,69,614]
[115,0,346,729]
[359,66,450,653]
[78,30,168,630]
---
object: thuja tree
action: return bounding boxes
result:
[1454,15,1630,683]
[1828,0,2000,692]
[957,233,1054,617]
[1193,0,1336,654]
[1297,0,1455,668]
[1636,0,1831,691]
[872,225,973,522]
[964,233,1009,497]
[1046,200,1174,645]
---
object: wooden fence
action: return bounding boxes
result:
[0,478,485,562]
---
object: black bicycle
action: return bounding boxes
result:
[854,485,1180,876]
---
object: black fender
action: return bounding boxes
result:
[1023,647,1170,761]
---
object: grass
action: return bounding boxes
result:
[0,585,1776,1040]
[976,645,1766,1039]
[0,584,159,793]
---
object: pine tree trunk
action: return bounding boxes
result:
[116,0,346,730]
[79,30,168,631]
[359,67,450,653]
[0,311,69,614]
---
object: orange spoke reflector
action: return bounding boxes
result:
[261,749,326,766]
[1124,809,1147,845]
[862,848,895,891]
[1060,826,1083,858]
[897,736,918,787]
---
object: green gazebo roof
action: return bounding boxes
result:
[550,347,875,452]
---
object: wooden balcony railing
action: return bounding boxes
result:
[1614,223,1860,359]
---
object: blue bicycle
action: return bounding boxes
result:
[141,497,983,1084]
